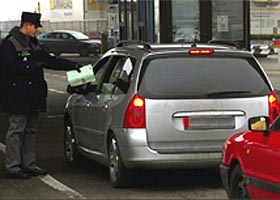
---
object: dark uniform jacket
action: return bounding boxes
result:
[0,26,78,114]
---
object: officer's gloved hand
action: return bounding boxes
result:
[74,64,82,73]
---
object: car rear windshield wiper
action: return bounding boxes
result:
[207,90,252,97]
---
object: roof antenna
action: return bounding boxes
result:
[191,30,199,48]
[191,43,197,48]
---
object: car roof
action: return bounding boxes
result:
[108,41,252,58]
[44,30,84,34]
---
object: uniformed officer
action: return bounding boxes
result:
[0,12,80,179]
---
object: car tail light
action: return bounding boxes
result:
[272,40,280,49]
[123,94,146,128]
[274,40,280,45]
[188,49,214,55]
[183,117,189,129]
[268,91,279,123]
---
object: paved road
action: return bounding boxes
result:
[0,54,279,200]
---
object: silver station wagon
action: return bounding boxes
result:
[64,41,279,187]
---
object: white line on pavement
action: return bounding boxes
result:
[0,143,5,153]
[40,175,87,199]
[0,142,86,200]
[48,88,66,94]
[47,115,64,119]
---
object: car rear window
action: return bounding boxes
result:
[138,56,271,99]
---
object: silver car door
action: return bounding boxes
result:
[85,55,129,155]
[73,56,112,150]
[72,94,92,147]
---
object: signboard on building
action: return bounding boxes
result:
[217,15,229,32]
[50,0,73,17]
[250,0,280,36]
[88,0,107,11]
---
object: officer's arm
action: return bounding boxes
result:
[38,49,78,71]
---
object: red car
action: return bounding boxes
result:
[220,115,280,199]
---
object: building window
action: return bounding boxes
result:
[132,0,139,40]
[172,0,200,43]
[212,0,244,41]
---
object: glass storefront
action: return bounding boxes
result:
[171,0,200,42]
[118,0,248,48]
[154,0,160,43]
[212,0,244,41]
[119,0,126,39]
[171,0,244,43]
[132,0,138,40]
[250,0,280,36]
[117,0,148,41]
[126,0,132,40]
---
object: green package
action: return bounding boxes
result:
[66,64,96,87]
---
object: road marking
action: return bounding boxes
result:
[47,115,64,119]
[48,88,66,94]
[0,142,86,200]
[0,143,5,153]
[40,175,86,199]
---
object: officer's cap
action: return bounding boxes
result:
[21,12,43,28]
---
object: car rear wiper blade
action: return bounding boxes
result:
[207,90,252,97]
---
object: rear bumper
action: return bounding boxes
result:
[121,145,222,168]
[219,163,230,197]
[116,128,222,169]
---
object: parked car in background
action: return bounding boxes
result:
[37,30,101,57]
[250,36,276,57]
[220,116,280,199]
[64,41,278,188]
[271,37,280,54]
[0,30,9,44]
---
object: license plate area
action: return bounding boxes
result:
[186,116,235,129]
[173,111,244,131]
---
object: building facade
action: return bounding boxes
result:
[116,0,250,49]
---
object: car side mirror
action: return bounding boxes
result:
[67,83,96,95]
[248,116,270,136]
